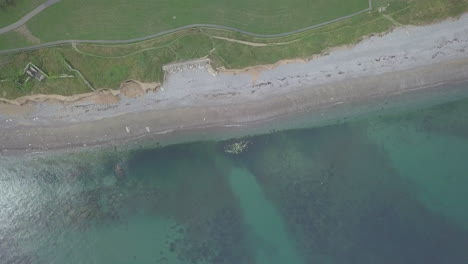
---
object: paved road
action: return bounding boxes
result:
[0,0,372,54]
[0,0,62,34]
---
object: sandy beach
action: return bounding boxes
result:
[1,14,468,155]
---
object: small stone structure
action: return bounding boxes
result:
[162,58,217,80]
[23,62,48,82]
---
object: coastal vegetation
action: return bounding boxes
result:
[0,0,467,99]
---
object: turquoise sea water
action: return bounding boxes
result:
[2,89,468,263]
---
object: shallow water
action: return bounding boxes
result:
[227,167,303,264]
[2,91,468,263]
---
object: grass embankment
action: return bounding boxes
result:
[0,0,467,99]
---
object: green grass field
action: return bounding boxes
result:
[1,0,369,46]
[0,30,31,50]
[0,0,467,99]
[0,0,47,28]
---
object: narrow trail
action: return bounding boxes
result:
[211,36,298,47]
[382,14,403,26]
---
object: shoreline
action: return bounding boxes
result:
[1,14,468,155]
[2,61,468,156]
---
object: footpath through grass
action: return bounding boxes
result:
[0,0,467,99]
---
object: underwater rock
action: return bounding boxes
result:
[224,140,249,154]
[113,163,125,179]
